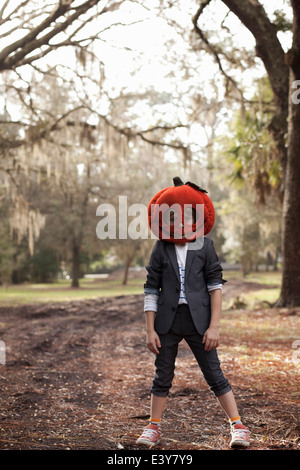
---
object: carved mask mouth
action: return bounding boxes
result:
[162,206,199,240]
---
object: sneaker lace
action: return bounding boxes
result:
[232,427,249,440]
[142,428,159,439]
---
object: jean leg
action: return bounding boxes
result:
[185,334,232,397]
[150,332,182,397]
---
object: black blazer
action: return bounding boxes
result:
[144,237,226,335]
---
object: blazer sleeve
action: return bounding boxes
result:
[204,239,227,286]
[144,240,163,295]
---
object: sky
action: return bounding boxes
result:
[0,0,292,88]
[0,0,292,98]
[0,0,293,162]
[92,0,292,94]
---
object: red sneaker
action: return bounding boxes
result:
[136,424,161,447]
[230,423,250,448]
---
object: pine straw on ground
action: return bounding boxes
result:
[0,290,299,451]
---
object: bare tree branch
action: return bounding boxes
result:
[221,0,289,110]
[0,0,12,19]
[192,0,290,176]
[0,0,125,71]
[192,0,244,100]
[0,101,189,156]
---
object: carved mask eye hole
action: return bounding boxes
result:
[184,206,197,225]
[163,208,178,226]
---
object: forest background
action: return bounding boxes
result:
[0,0,299,451]
[0,0,296,301]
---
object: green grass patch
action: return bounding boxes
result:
[223,270,282,285]
[0,278,144,306]
[242,270,282,286]
[240,288,281,308]
[223,270,282,309]
[0,271,283,308]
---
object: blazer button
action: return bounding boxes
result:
[172,307,176,311]
[176,288,180,293]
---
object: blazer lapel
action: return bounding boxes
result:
[185,246,196,280]
[166,243,180,281]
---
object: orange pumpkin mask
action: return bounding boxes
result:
[148,177,215,244]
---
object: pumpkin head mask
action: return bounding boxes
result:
[148,177,215,244]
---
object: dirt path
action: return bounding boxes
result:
[0,287,299,450]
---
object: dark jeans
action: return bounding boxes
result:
[151,304,232,397]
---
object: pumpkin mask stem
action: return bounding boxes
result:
[173,176,184,186]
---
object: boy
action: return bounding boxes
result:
[136,222,250,448]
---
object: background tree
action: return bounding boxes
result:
[280,0,300,306]
[224,76,281,205]
[1,0,297,302]
[0,0,195,285]
[192,0,300,306]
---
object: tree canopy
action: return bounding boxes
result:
[0,0,299,306]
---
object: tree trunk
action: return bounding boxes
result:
[276,0,300,306]
[71,243,80,288]
[221,0,289,182]
[273,248,279,272]
[122,254,134,286]
[217,0,300,306]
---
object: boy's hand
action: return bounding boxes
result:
[146,330,161,354]
[203,326,220,351]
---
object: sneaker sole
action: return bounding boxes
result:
[230,439,250,448]
[136,437,161,447]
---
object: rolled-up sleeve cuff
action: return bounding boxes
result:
[205,261,227,285]
[144,286,160,295]
[144,293,158,312]
[207,283,223,293]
